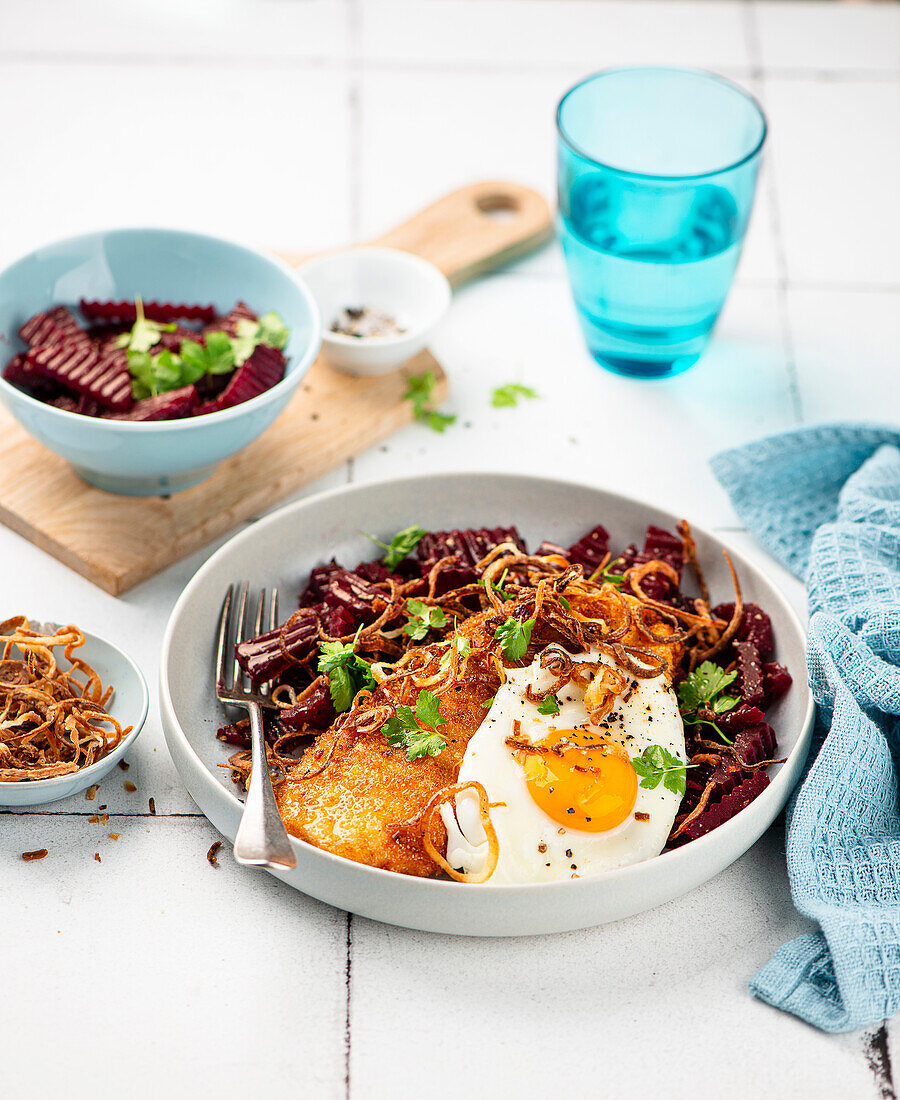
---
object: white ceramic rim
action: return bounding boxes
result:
[160,471,815,903]
[0,626,150,803]
[0,225,323,431]
[300,247,452,349]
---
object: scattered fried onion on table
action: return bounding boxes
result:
[0,617,130,782]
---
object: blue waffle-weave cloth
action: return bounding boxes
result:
[711,423,900,1033]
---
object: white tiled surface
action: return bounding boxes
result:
[1,2,898,1097]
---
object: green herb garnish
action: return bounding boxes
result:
[481,696,495,708]
[128,348,186,400]
[381,689,447,761]
[537,694,560,716]
[232,311,290,366]
[678,661,739,715]
[631,745,693,798]
[494,616,536,662]
[404,598,448,641]
[115,295,176,354]
[403,370,456,433]
[491,383,539,409]
[362,525,426,570]
[439,634,471,673]
[317,630,375,713]
[180,331,236,380]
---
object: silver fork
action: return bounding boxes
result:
[216,582,297,870]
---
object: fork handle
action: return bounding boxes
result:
[233,701,297,869]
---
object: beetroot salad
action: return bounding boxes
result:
[2,297,290,421]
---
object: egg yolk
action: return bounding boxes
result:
[515,728,638,833]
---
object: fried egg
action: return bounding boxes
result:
[441,646,686,884]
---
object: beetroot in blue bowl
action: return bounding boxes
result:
[0,228,322,496]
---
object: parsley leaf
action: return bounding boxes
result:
[403,598,448,641]
[115,295,176,354]
[559,595,572,611]
[381,689,447,761]
[402,370,456,434]
[128,348,185,400]
[439,634,471,673]
[491,383,539,409]
[317,633,375,714]
[232,311,290,366]
[631,744,692,798]
[677,661,739,715]
[494,616,536,662]
[481,695,495,708]
[362,524,426,570]
[180,331,236,379]
[537,694,560,716]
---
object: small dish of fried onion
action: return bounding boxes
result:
[0,617,149,807]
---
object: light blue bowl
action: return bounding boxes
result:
[0,228,322,495]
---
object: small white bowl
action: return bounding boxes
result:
[298,247,452,376]
[0,628,149,807]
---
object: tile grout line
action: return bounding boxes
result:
[345,0,363,492]
[344,911,353,1100]
[745,1,804,427]
[344,7,360,1097]
[0,50,898,83]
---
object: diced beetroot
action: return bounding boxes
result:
[105,385,198,422]
[18,306,85,348]
[203,301,257,336]
[716,703,766,735]
[534,540,567,558]
[217,719,251,748]
[712,602,774,658]
[321,605,356,638]
[732,722,777,766]
[79,299,217,325]
[565,525,609,572]
[611,544,672,600]
[353,560,394,585]
[278,680,335,731]
[763,661,793,705]
[643,524,684,579]
[417,526,526,571]
[734,641,766,707]
[194,343,285,415]
[321,569,395,626]
[670,770,770,845]
[234,612,318,684]
[27,340,133,410]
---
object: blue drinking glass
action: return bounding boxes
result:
[557,68,766,378]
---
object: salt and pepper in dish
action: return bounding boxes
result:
[297,247,451,376]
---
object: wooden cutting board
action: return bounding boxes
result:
[0,182,551,595]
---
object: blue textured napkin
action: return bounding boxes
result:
[711,423,900,1034]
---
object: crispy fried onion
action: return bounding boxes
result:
[584,665,629,723]
[397,780,501,884]
[0,616,130,782]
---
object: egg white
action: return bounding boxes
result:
[442,646,686,884]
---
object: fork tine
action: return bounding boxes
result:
[254,589,270,697]
[216,584,234,691]
[269,588,279,633]
[231,581,249,689]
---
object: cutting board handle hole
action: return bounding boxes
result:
[475,192,520,222]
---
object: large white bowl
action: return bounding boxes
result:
[160,473,813,936]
